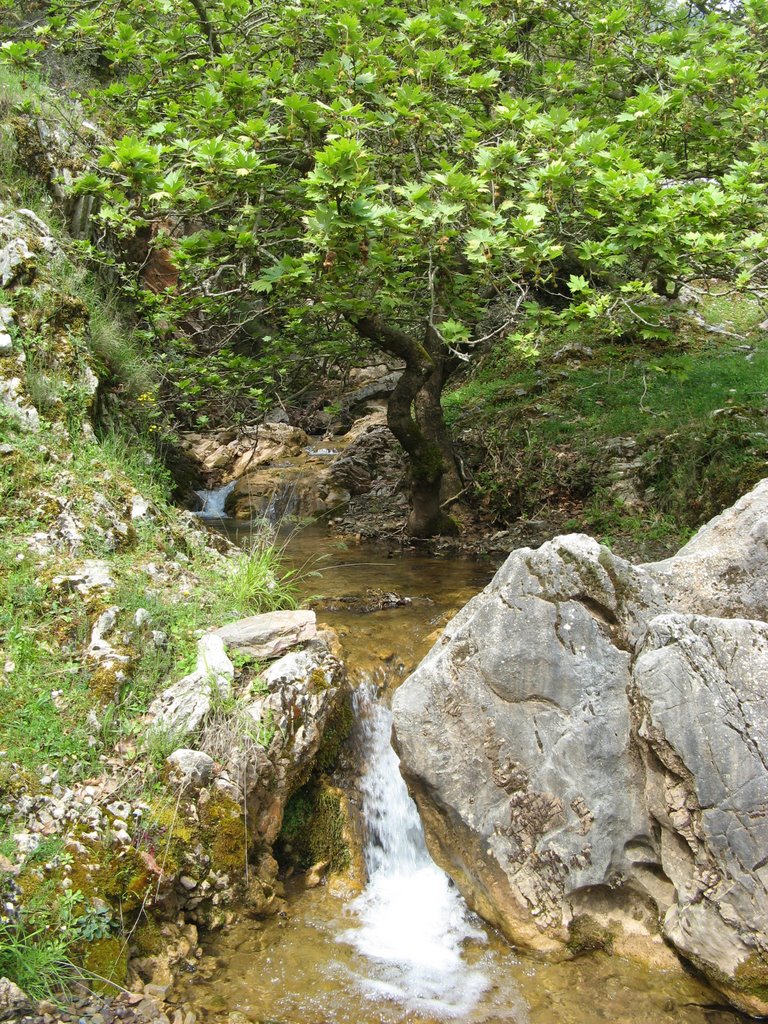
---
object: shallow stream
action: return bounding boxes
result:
[180,514,742,1024]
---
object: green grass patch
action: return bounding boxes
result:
[446,305,768,549]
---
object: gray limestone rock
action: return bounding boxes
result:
[166,749,215,792]
[392,483,768,1014]
[392,535,662,952]
[0,977,32,1021]
[147,634,234,736]
[644,477,768,620]
[0,375,39,431]
[631,613,768,1012]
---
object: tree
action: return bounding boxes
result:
[17,0,768,533]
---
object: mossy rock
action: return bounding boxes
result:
[567,914,614,956]
[733,951,768,1004]
[200,792,249,878]
[131,918,163,957]
[313,693,354,775]
[277,781,350,874]
[66,841,153,914]
[88,660,129,703]
[81,936,128,995]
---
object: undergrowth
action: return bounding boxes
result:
[446,293,768,552]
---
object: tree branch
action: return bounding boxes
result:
[187,0,221,56]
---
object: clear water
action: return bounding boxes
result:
[178,520,743,1024]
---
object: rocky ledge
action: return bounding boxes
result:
[393,478,768,1016]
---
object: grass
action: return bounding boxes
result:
[227,537,302,616]
[445,295,768,551]
[0,922,73,1002]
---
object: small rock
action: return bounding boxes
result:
[134,608,151,628]
[304,860,329,889]
[166,750,214,793]
[0,977,33,1020]
[131,495,151,520]
[551,341,594,363]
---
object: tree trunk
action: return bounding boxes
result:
[349,315,458,537]
[415,347,464,508]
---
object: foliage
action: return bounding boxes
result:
[445,298,768,549]
[5,0,763,530]
[0,920,72,1001]
[13,0,765,359]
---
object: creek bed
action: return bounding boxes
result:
[179,517,742,1024]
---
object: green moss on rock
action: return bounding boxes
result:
[201,792,248,877]
[734,951,768,1003]
[314,693,354,775]
[82,936,128,994]
[567,914,614,956]
[277,781,350,874]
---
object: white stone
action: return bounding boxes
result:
[214,610,316,659]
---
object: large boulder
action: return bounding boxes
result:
[392,478,768,1015]
[632,614,768,1014]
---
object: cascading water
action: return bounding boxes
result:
[194,480,236,519]
[340,682,493,1018]
[174,531,731,1024]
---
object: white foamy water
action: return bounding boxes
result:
[340,683,490,1018]
[194,480,236,519]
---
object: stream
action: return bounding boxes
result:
[179,505,742,1024]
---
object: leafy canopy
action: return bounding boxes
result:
[12,0,768,418]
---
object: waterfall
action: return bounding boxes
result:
[194,480,236,519]
[340,682,490,1018]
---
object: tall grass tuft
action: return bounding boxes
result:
[0,921,73,1002]
[227,535,303,615]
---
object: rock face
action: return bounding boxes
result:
[148,613,347,853]
[643,477,768,620]
[392,478,768,1015]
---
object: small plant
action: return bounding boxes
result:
[0,920,73,1001]
[73,905,114,943]
[226,539,301,615]
[143,721,191,769]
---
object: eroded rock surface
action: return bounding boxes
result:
[392,478,768,1015]
[644,477,768,620]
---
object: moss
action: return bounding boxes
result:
[734,952,768,1002]
[200,792,248,877]
[308,667,329,693]
[82,936,128,995]
[70,848,148,914]
[313,693,354,775]
[277,781,350,874]
[142,796,196,878]
[567,914,614,956]
[88,661,128,703]
[132,918,163,957]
